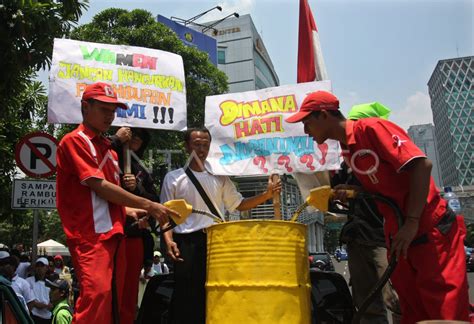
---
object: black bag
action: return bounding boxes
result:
[310,270,354,324]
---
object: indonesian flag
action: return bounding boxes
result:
[297,0,328,82]
[294,0,332,215]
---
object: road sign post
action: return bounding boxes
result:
[32,210,39,263]
[14,132,59,263]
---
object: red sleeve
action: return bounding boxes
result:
[364,120,426,172]
[57,135,105,183]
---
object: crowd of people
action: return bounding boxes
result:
[1,82,470,324]
[0,242,171,324]
[0,244,74,323]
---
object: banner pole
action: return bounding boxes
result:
[123,142,131,174]
[272,174,282,220]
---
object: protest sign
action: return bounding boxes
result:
[205,81,341,175]
[48,38,186,130]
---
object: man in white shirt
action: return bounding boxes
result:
[160,127,281,324]
[11,256,36,312]
[26,257,52,323]
[152,251,169,275]
[16,256,31,279]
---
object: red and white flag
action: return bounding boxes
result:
[294,0,334,213]
[297,0,328,82]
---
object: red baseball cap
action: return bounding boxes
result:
[82,82,128,110]
[285,90,339,123]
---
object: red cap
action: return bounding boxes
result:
[54,254,63,261]
[82,82,128,110]
[285,91,339,123]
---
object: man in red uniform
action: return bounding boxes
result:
[56,82,178,323]
[285,90,469,323]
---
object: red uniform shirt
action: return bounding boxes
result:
[56,124,125,241]
[343,118,447,239]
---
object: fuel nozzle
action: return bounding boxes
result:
[290,186,356,221]
[161,199,224,233]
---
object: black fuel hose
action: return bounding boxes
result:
[351,193,403,324]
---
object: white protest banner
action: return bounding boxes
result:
[205,81,341,176]
[48,38,186,130]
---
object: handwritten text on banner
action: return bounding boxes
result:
[205,81,341,175]
[48,38,186,130]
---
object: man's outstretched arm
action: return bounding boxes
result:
[84,177,179,226]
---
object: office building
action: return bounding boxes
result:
[202,14,280,93]
[407,124,443,188]
[427,56,473,186]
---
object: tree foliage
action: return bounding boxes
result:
[0,0,88,112]
[0,1,88,248]
[324,228,341,253]
[0,210,65,249]
[465,223,474,247]
[0,81,48,216]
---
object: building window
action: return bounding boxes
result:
[254,51,278,87]
[218,50,226,64]
[255,76,267,90]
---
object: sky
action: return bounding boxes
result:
[40,0,473,130]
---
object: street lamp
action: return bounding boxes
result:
[202,13,240,34]
[170,6,222,26]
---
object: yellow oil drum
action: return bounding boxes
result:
[206,220,311,324]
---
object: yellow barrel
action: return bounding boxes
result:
[206,220,311,324]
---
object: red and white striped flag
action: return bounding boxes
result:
[297,0,328,82]
[293,0,332,218]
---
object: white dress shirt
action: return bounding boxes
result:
[160,166,243,233]
[12,274,35,304]
[26,276,51,319]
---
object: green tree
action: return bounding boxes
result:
[70,8,228,150]
[0,0,88,114]
[0,210,33,249]
[0,1,88,247]
[465,223,474,247]
[41,210,67,244]
[0,210,65,250]
[324,228,341,253]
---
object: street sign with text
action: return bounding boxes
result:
[11,179,56,209]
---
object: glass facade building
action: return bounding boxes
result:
[202,14,280,93]
[427,56,473,186]
[407,124,443,188]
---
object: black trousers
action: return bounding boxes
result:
[170,230,207,324]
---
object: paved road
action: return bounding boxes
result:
[332,257,349,283]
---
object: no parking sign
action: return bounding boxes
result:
[15,132,59,178]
